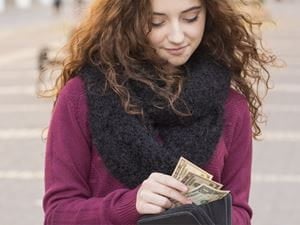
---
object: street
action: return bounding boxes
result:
[250,1,300,225]
[0,3,75,225]
[0,1,299,225]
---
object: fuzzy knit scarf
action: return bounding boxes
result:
[80,52,231,188]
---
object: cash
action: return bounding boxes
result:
[186,184,229,205]
[171,157,229,206]
[181,172,223,190]
[172,156,212,180]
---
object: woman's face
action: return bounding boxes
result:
[148,0,206,67]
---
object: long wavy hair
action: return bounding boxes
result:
[41,0,277,139]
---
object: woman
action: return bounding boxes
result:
[43,0,275,224]
[53,0,62,14]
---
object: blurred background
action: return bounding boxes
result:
[0,0,299,224]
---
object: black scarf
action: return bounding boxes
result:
[79,52,231,188]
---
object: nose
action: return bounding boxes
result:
[167,22,185,44]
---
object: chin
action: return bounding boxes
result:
[168,57,189,67]
[166,51,193,66]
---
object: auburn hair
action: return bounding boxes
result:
[41,0,277,139]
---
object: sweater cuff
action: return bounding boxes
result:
[115,185,141,225]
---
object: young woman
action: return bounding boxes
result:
[43,0,275,224]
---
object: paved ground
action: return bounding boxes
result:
[0,3,77,225]
[0,1,299,224]
[250,1,300,225]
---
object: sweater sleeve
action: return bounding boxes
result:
[43,82,140,225]
[222,95,253,225]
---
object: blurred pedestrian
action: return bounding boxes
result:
[53,0,62,14]
[42,0,277,224]
[75,0,83,6]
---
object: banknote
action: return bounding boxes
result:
[171,156,186,180]
[186,184,229,206]
[172,156,212,181]
[171,157,229,207]
[181,172,223,190]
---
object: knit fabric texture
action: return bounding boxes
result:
[79,51,231,188]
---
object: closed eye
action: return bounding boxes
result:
[152,21,165,27]
[184,16,198,23]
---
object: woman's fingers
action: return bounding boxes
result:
[145,173,192,205]
[156,183,192,205]
[136,172,192,214]
[149,172,188,193]
[144,177,192,205]
[138,201,165,214]
[139,189,173,209]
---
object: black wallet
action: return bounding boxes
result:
[137,194,232,225]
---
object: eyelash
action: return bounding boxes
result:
[152,16,199,28]
[151,22,164,28]
[184,16,198,23]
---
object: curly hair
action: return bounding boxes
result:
[41,0,277,139]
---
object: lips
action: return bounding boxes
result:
[164,46,187,56]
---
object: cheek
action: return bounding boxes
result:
[148,30,165,47]
[189,21,206,41]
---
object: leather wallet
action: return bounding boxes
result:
[137,194,232,225]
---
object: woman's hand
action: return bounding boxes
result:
[136,172,192,214]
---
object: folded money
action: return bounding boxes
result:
[171,157,229,206]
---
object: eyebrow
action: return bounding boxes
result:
[153,6,202,16]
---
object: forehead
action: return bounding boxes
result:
[151,0,202,13]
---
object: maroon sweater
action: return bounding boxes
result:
[43,77,252,225]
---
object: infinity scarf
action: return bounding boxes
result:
[79,51,231,188]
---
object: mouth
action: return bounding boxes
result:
[164,46,188,56]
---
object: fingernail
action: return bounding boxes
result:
[183,186,188,192]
